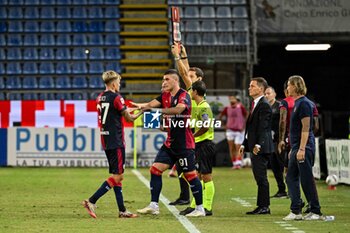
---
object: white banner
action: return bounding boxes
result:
[7,128,167,168]
[325,139,341,178]
[313,137,321,179]
[339,139,350,184]
[256,0,350,33]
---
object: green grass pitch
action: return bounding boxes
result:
[0,167,349,233]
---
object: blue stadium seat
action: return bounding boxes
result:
[72,34,87,45]
[24,21,39,32]
[0,35,4,46]
[0,77,5,89]
[25,0,40,4]
[56,62,71,74]
[184,7,199,18]
[72,48,87,59]
[201,21,216,32]
[89,76,104,88]
[168,0,182,4]
[88,34,103,45]
[24,7,39,18]
[39,77,54,89]
[105,48,121,60]
[72,76,88,88]
[56,34,71,45]
[56,21,72,32]
[202,33,217,45]
[185,21,200,32]
[23,62,38,74]
[234,33,248,45]
[72,93,88,100]
[7,48,22,60]
[8,93,22,100]
[89,0,103,4]
[218,20,233,32]
[23,93,38,100]
[8,21,23,32]
[6,77,21,89]
[40,34,55,45]
[8,0,24,4]
[73,21,88,32]
[89,62,104,73]
[105,34,120,45]
[7,34,22,45]
[40,7,55,19]
[105,21,120,32]
[38,93,56,100]
[22,76,38,89]
[56,48,71,60]
[105,7,120,18]
[104,0,120,4]
[23,48,39,60]
[39,62,55,74]
[41,0,57,3]
[72,62,87,73]
[39,48,55,60]
[89,21,104,32]
[90,92,100,100]
[233,19,248,31]
[24,34,39,45]
[89,48,104,59]
[0,7,7,19]
[89,7,103,18]
[232,0,246,4]
[72,7,87,18]
[216,0,230,4]
[200,6,215,18]
[217,6,231,18]
[232,6,248,18]
[56,7,71,18]
[72,0,87,4]
[218,32,234,45]
[0,49,5,60]
[40,21,55,32]
[56,93,72,100]
[0,93,5,100]
[8,7,23,18]
[55,76,71,88]
[7,63,21,74]
[56,0,71,4]
[0,63,5,74]
[0,22,7,32]
[105,62,121,73]
[199,0,213,4]
[184,0,197,4]
[185,33,201,45]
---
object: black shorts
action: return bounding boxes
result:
[195,140,215,174]
[105,148,125,174]
[154,145,196,173]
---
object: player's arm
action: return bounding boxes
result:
[193,112,210,137]
[296,116,310,162]
[161,103,186,115]
[171,42,192,90]
[278,107,287,154]
[122,108,144,122]
[130,99,161,111]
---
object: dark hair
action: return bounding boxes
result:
[266,86,275,93]
[189,67,204,79]
[251,77,268,91]
[164,69,181,81]
[192,80,206,96]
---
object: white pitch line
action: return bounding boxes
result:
[132,169,201,233]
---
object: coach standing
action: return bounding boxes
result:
[283,75,322,221]
[239,77,274,215]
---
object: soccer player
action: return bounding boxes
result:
[82,70,143,219]
[283,75,322,220]
[179,80,216,216]
[133,69,205,217]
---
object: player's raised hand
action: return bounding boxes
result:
[179,43,187,58]
[171,42,181,58]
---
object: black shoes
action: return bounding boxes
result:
[169,199,190,206]
[179,207,195,215]
[205,208,213,216]
[246,207,271,215]
[271,192,288,199]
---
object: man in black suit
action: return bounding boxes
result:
[239,77,274,215]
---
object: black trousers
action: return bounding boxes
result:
[176,161,190,201]
[251,153,270,208]
[270,150,286,193]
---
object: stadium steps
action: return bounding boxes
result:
[119,0,169,99]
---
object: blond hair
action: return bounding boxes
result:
[102,70,121,85]
[288,75,307,95]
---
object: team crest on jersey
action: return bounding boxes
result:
[120,97,125,105]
